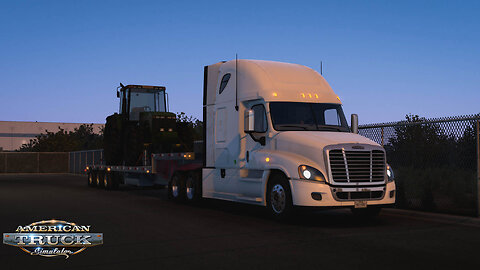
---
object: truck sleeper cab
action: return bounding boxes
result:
[202,59,395,218]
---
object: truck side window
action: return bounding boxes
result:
[324,108,341,126]
[219,73,231,94]
[252,104,267,132]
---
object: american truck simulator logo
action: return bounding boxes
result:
[3,220,103,258]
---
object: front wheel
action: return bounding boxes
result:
[266,175,293,220]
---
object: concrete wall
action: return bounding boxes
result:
[0,121,104,151]
[0,152,69,173]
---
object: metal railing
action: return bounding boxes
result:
[69,149,104,174]
[359,114,480,216]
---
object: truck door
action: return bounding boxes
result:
[237,102,268,199]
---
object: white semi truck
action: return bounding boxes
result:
[88,59,396,219]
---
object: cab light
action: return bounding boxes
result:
[336,96,341,101]
[265,157,270,163]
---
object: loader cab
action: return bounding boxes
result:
[118,84,167,121]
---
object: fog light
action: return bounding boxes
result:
[390,190,395,198]
[311,192,322,201]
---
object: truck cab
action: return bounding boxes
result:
[202,60,395,217]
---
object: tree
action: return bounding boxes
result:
[18,124,103,152]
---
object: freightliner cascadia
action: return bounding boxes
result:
[87,59,396,219]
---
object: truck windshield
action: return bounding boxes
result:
[128,89,166,121]
[269,102,350,132]
[129,90,166,112]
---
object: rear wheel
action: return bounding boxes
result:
[266,174,293,220]
[168,173,184,201]
[185,172,202,203]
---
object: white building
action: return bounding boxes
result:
[0,121,104,151]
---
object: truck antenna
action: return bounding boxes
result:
[320,61,323,75]
[235,54,239,111]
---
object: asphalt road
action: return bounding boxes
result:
[1,174,479,270]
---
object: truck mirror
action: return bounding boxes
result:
[117,90,120,98]
[244,109,255,133]
[351,114,358,134]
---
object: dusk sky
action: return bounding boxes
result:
[1,0,479,125]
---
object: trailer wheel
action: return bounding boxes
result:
[90,170,98,187]
[96,171,105,188]
[266,173,293,220]
[168,173,184,201]
[185,172,201,203]
[87,171,95,187]
[104,171,115,190]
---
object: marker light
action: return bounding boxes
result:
[301,93,305,98]
[107,167,111,172]
[273,92,278,97]
[336,96,341,101]
[265,157,270,163]
[308,93,312,98]
[315,94,319,99]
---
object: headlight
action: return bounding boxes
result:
[298,165,325,182]
[386,163,394,182]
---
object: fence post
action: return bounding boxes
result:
[476,119,480,217]
[381,127,384,146]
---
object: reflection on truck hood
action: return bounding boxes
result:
[274,131,380,170]
[275,131,378,149]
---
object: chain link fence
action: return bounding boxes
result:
[69,149,104,174]
[359,114,480,216]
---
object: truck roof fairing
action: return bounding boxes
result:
[218,59,341,104]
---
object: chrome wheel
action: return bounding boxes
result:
[270,184,286,214]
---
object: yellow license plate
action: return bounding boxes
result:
[354,200,367,208]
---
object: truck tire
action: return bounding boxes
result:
[351,207,381,218]
[87,171,95,187]
[266,174,293,220]
[168,173,184,201]
[185,172,202,203]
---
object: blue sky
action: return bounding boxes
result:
[1,0,479,125]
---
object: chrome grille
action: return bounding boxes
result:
[329,149,385,183]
